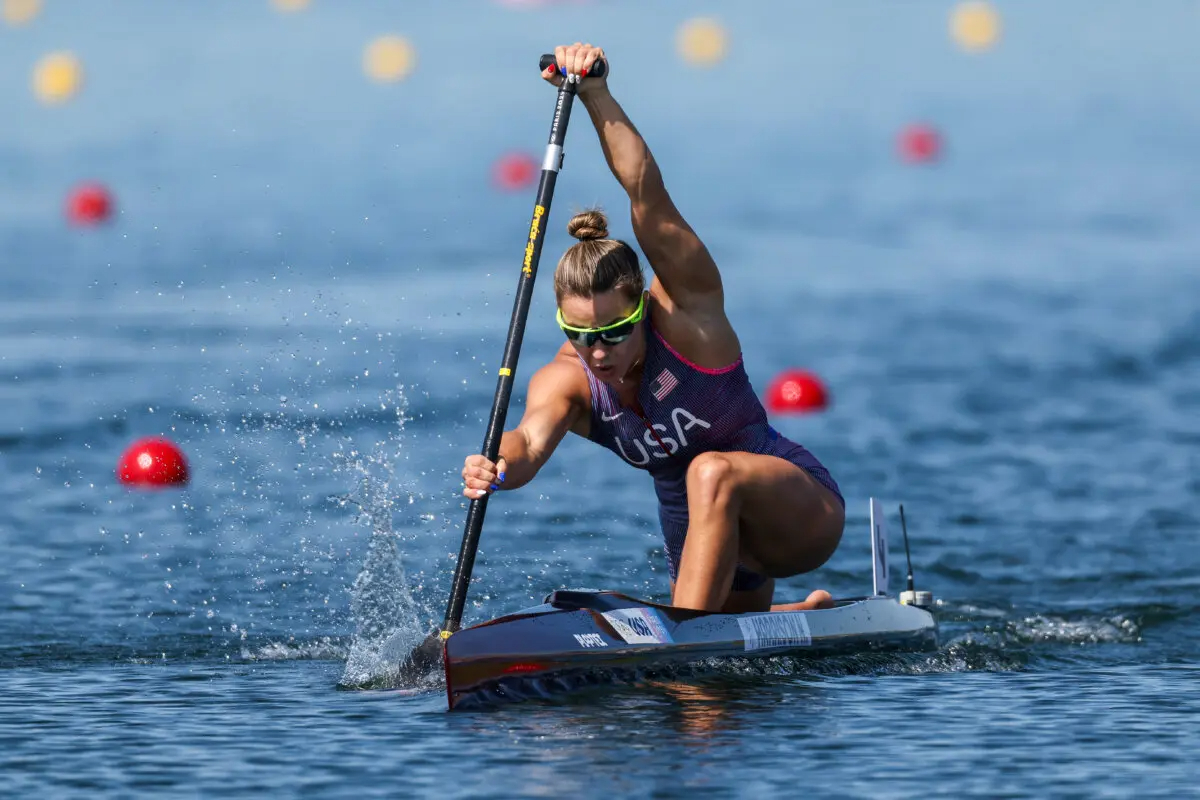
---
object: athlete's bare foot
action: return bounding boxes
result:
[770,589,834,612]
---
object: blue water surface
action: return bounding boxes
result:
[2,1,1199,797]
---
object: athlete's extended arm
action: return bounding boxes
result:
[545,44,723,308]
[461,362,584,498]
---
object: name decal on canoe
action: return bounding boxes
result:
[738,612,812,651]
[573,633,607,648]
[601,608,674,645]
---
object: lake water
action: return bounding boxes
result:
[3,1,1199,796]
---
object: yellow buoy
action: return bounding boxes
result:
[363,35,416,83]
[950,1,1001,53]
[270,0,310,12]
[33,51,83,105]
[677,17,728,68]
[3,0,41,26]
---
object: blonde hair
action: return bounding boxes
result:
[553,208,644,304]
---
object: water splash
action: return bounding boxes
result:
[338,504,429,688]
[332,388,440,689]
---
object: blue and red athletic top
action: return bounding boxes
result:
[578,316,843,586]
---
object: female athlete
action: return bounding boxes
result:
[462,43,845,613]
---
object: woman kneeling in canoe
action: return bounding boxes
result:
[461,43,844,613]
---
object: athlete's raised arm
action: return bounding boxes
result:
[544,44,723,312]
[461,358,588,498]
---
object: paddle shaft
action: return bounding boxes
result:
[440,57,604,635]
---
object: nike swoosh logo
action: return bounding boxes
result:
[600,411,623,422]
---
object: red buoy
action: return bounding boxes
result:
[492,152,539,191]
[66,182,114,225]
[897,124,942,164]
[117,437,190,487]
[765,369,829,414]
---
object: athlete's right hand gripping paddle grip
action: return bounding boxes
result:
[539,54,607,78]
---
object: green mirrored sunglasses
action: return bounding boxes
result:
[556,293,646,347]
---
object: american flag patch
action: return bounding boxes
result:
[650,368,679,401]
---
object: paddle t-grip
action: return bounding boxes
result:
[539,54,607,78]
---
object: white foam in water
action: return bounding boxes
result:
[1010,613,1141,645]
[241,637,347,662]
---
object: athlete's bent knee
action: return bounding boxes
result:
[685,452,739,508]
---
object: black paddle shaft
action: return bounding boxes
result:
[439,56,604,635]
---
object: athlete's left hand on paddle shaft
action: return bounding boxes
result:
[462,454,507,499]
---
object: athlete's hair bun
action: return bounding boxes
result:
[554,206,643,303]
[567,209,608,241]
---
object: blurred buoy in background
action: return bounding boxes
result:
[364,35,416,83]
[677,17,728,67]
[117,437,190,488]
[33,51,83,105]
[765,369,829,414]
[271,0,310,11]
[951,1,1000,53]
[493,152,538,191]
[897,123,942,164]
[65,182,114,225]
[3,0,41,26]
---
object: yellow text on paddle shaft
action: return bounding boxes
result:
[523,205,545,275]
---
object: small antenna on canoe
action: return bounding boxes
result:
[899,504,915,595]
[897,504,935,609]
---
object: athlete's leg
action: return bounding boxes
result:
[671,580,834,614]
[671,451,844,612]
[770,590,834,612]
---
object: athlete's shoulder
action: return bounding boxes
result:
[646,284,741,369]
[524,346,593,438]
[527,346,590,400]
